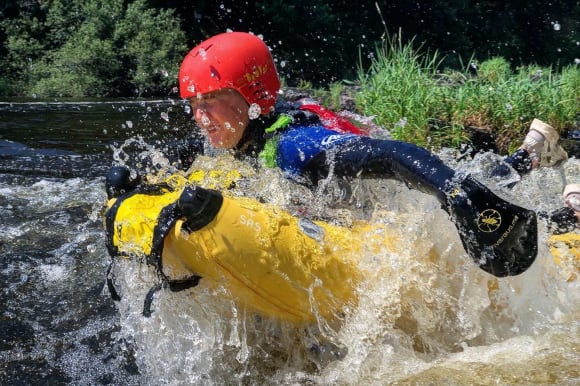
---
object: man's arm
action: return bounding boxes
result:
[304,136,455,204]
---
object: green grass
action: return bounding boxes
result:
[353,33,580,153]
[355,33,448,147]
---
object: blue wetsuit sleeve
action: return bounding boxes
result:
[276,125,458,204]
[276,125,358,180]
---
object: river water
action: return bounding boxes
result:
[0,99,578,385]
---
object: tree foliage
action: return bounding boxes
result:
[0,0,186,97]
[0,0,578,97]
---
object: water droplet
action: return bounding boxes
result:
[553,22,561,31]
[248,103,261,120]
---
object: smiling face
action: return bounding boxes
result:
[189,89,250,149]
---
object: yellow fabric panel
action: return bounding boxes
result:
[106,172,399,324]
[163,196,374,324]
[549,233,580,282]
[112,188,181,257]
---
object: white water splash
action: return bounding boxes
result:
[106,152,580,385]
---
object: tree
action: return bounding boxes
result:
[115,0,187,96]
[0,0,187,97]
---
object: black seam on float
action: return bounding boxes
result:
[106,261,121,301]
[104,195,125,259]
[147,202,179,268]
[104,189,141,302]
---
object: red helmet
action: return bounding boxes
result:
[179,32,280,116]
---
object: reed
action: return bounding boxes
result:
[356,35,580,152]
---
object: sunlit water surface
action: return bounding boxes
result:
[0,100,578,385]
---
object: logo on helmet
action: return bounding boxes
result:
[236,64,270,89]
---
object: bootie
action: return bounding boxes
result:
[521,119,567,168]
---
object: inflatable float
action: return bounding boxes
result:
[104,169,390,324]
[103,166,578,324]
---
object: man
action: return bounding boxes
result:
[179,31,540,276]
[104,31,544,321]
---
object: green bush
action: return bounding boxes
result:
[356,34,580,152]
[1,0,186,97]
[477,57,512,84]
[0,77,10,95]
[356,33,463,148]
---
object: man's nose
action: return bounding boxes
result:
[194,107,206,121]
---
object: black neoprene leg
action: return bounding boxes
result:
[490,149,533,177]
[488,149,577,233]
[305,137,538,276]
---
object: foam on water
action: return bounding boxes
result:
[2,145,578,384]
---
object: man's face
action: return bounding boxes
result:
[190,89,250,149]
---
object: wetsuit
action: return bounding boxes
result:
[170,98,538,277]
[230,99,572,235]
[108,99,537,290]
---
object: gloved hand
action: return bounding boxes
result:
[105,165,141,199]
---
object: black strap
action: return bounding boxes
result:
[141,201,203,316]
[142,275,203,317]
[104,183,202,308]
[104,182,174,260]
[105,183,226,316]
[143,283,163,317]
[106,261,121,301]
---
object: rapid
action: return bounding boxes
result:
[0,100,578,385]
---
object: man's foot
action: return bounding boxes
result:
[546,184,580,234]
[563,184,580,223]
[520,119,568,168]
